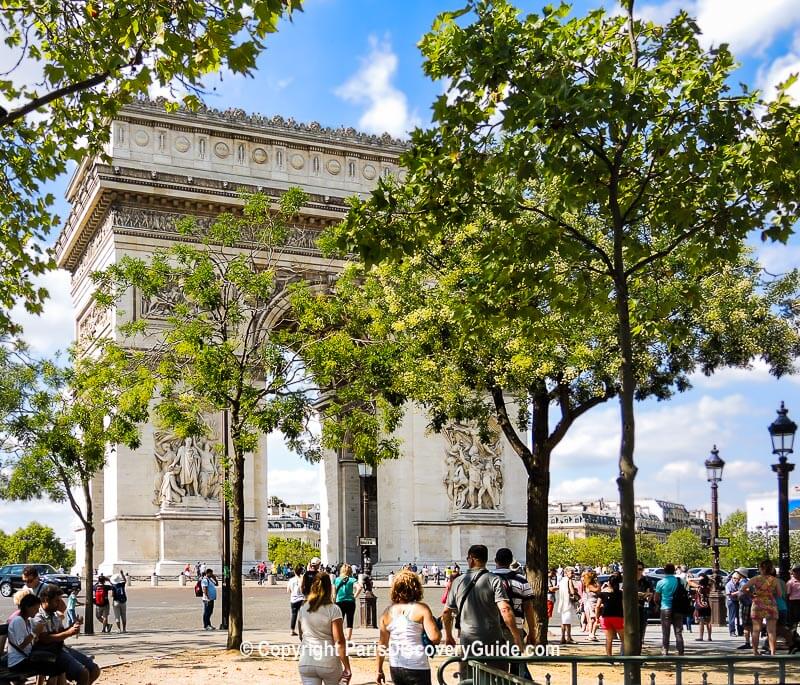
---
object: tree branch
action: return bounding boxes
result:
[490,385,532,466]
[0,70,110,127]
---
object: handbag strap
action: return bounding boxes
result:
[455,569,487,630]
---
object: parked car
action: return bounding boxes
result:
[0,563,81,597]
[724,567,759,582]
[688,567,730,578]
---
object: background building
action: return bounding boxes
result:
[548,498,708,542]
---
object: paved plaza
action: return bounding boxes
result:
[0,582,778,671]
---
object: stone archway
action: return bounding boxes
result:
[58,98,529,575]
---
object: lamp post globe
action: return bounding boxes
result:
[770,402,797,581]
[704,445,726,625]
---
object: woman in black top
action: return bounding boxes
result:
[595,573,624,656]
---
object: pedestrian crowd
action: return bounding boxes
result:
[3,565,102,684]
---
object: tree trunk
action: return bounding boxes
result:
[526,465,550,644]
[492,385,551,645]
[227,446,246,650]
[83,488,95,636]
[615,276,641,683]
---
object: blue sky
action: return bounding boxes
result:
[7,0,800,541]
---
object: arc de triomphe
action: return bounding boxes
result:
[57,98,527,575]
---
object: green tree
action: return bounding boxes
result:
[0,342,149,634]
[95,191,399,650]
[634,533,661,568]
[0,0,300,337]
[334,0,800,662]
[547,534,577,569]
[267,538,320,570]
[573,535,621,568]
[720,511,758,569]
[658,529,712,568]
[0,522,73,570]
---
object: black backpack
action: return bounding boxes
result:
[672,578,692,615]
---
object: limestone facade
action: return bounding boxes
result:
[59,98,528,575]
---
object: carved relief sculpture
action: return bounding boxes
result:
[443,420,504,512]
[153,432,221,508]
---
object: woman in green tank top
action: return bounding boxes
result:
[334,564,361,641]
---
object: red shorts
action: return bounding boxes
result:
[601,616,624,632]
[547,600,554,618]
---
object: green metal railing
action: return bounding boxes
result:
[437,654,800,685]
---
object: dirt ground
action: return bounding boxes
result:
[100,648,800,685]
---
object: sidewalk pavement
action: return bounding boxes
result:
[77,623,753,670]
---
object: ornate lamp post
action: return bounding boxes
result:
[357,461,374,571]
[769,402,797,581]
[704,445,726,625]
[357,461,377,628]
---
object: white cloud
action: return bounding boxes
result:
[758,36,800,103]
[268,467,321,504]
[635,0,800,56]
[635,0,687,25]
[0,499,75,543]
[554,394,751,463]
[724,460,764,479]
[757,241,800,274]
[11,268,74,356]
[551,477,617,500]
[690,359,777,390]
[657,461,704,481]
[334,35,420,138]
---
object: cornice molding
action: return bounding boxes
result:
[123,95,409,152]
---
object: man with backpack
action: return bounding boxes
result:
[200,568,218,630]
[442,545,523,679]
[493,548,535,645]
[93,575,113,634]
[110,570,128,633]
[655,563,690,655]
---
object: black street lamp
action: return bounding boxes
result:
[770,402,797,581]
[357,461,377,629]
[357,461,374,572]
[704,445,726,626]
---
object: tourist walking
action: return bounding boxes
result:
[302,557,322,596]
[298,573,351,685]
[494,548,535,644]
[694,574,712,641]
[553,566,580,644]
[581,570,601,642]
[430,563,440,585]
[636,561,653,648]
[788,566,800,630]
[376,569,441,685]
[65,587,82,627]
[736,568,754,650]
[726,570,742,636]
[111,570,128,633]
[655,563,687,655]
[742,560,780,655]
[6,593,64,680]
[333,564,361,642]
[288,564,305,636]
[442,545,523,680]
[201,568,218,630]
[595,573,624,656]
[93,574,113,633]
